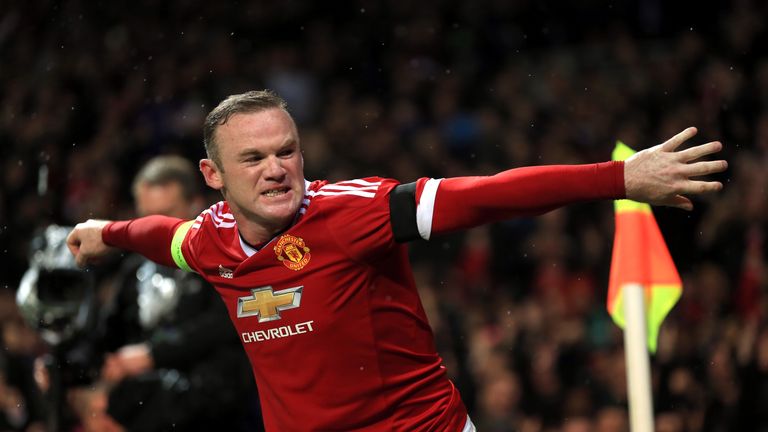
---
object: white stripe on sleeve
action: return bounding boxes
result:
[416,178,442,240]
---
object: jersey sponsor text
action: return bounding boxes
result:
[241,320,315,344]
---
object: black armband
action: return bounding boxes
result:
[389,182,421,243]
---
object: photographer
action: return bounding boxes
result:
[69,155,259,432]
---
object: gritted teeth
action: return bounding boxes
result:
[263,187,290,197]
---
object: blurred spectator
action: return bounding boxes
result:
[0,290,46,432]
[67,156,260,432]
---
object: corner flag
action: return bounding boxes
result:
[608,141,682,353]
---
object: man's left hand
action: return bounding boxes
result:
[623,127,728,210]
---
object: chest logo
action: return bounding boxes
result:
[237,286,303,322]
[274,234,311,271]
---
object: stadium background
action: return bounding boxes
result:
[1,0,767,430]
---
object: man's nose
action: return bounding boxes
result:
[264,155,287,178]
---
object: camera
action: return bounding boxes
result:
[16,225,96,347]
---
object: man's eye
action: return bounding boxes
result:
[279,150,294,157]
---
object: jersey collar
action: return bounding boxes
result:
[237,179,313,258]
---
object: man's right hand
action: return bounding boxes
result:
[66,219,114,267]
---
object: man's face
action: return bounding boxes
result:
[201,109,305,237]
[135,182,189,219]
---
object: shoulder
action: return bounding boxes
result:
[192,201,235,230]
[186,201,239,247]
[182,201,244,268]
[305,177,399,208]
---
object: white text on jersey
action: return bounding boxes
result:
[241,320,315,344]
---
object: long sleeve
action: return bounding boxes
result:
[403,161,624,240]
[102,216,188,268]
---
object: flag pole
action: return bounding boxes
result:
[622,283,654,432]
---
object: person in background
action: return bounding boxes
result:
[68,155,261,432]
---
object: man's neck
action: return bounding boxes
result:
[237,220,288,248]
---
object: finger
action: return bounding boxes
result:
[679,180,724,195]
[664,195,693,211]
[682,160,728,177]
[661,127,698,152]
[75,253,88,269]
[676,141,723,162]
[66,231,81,256]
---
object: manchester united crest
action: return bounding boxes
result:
[274,234,311,271]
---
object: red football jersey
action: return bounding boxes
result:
[174,178,468,431]
[103,162,623,431]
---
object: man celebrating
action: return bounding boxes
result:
[67,90,726,431]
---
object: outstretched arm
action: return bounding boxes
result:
[67,216,187,268]
[390,126,727,241]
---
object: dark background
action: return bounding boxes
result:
[1,1,767,430]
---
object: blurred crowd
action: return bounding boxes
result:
[2,0,768,431]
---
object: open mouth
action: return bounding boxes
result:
[262,187,291,198]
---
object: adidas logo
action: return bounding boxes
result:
[218,265,234,279]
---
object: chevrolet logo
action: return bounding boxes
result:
[237,286,303,323]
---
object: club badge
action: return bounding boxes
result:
[274,234,311,271]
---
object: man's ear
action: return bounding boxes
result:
[199,159,224,190]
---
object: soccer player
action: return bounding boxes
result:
[66,90,726,431]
